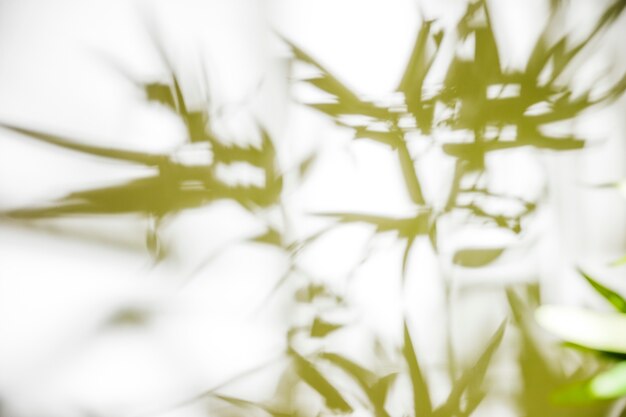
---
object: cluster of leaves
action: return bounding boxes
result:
[0,31,284,259]
[507,284,611,417]
[0,1,623,415]
[530,170,626,410]
[534,270,626,408]
[284,0,626,277]
[178,277,507,417]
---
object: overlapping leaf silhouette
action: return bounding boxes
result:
[507,286,610,417]
[285,0,625,272]
[535,270,626,405]
[1,28,284,258]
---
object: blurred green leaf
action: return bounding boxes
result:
[452,248,505,268]
[250,227,283,247]
[290,349,353,413]
[507,287,610,416]
[397,18,436,132]
[397,140,426,205]
[283,38,390,120]
[553,361,626,404]
[144,82,177,109]
[535,305,626,354]
[310,317,343,338]
[318,211,431,239]
[319,352,392,417]
[434,321,506,417]
[0,123,167,165]
[579,269,626,313]
[6,174,213,219]
[370,373,398,416]
[353,127,401,147]
[402,321,433,417]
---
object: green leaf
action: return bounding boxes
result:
[553,361,626,404]
[402,321,433,417]
[310,317,343,338]
[284,39,360,104]
[0,122,167,166]
[535,306,626,354]
[297,152,318,179]
[319,352,393,417]
[398,19,433,97]
[549,0,626,84]
[250,227,283,247]
[452,248,505,268]
[370,373,397,415]
[401,236,417,284]
[354,127,401,148]
[397,140,426,205]
[397,18,437,131]
[283,37,392,123]
[434,321,506,417]
[290,349,353,413]
[308,101,389,120]
[527,0,625,87]
[579,269,626,313]
[295,283,332,303]
[319,352,377,389]
[144,82,177,109]
[317,211,431,239]
[442,135,585,161]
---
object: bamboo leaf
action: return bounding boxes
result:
[319,352,392,417]
[398,18,436,130]
[250,227,283,247]
[434,321,506,417]
[402,321,433,417]
[401,236,417,284]
[398,19,433,97]
[283,37,391,121]
[0,123,167,166]
[144,82,177,109]
[370,373,397,415]
[578,269,626,313]
[284,39,360,104]
[397,140,426,205]
[452,248,505,268]
[549,0,626,83]
[317,212,431,239]
[354,127,401,148]
[290,349,353,413]
[319,352,378,389]
[310,317,343,338]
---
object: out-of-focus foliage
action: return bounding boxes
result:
[285,0,625,276]
[0,0,623,416]
[534,168,626,407]
[507,285,611,417]
[175,279,506,417]
[535,270,626,406]
[0,35,286,260]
